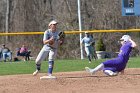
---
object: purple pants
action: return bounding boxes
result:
[103,57,127,72]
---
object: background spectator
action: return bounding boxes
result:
[0,47,2,61]
[16,45,31,61]
[1,44,12,62]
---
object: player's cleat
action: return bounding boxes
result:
[33,70,39,76]
[104,70,118,76]
[112,72,118,76]
[40,75,56,80]
[85,67,94,75]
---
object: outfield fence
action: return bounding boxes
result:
[0,29,140,36]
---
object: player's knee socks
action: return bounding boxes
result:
[88,55,91,61]
[48,61,54,75]
[36,64,41,71]
[91,63,104,73]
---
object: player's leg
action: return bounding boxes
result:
[93,46,97,60]
[48,49,57,76]
[85,63,104,74]
[85,58,120,75]
[89,46,96,61]
[85,46,92,63]
[2,53,7,62]
[7,52,12,62]
[33,49,49,76]
[90,46,94,59]
[40,49,57,79]
[103,70,118,76]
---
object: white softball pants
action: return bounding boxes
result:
[35,47,57,64]
[85,46,93,56]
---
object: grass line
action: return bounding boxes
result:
[0,57,139,75]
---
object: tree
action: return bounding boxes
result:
[0,0,139,58]
[96,38,106,51]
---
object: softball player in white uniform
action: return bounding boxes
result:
[81,32,95,63]
[33,20,62,79]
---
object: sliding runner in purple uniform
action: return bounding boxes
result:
[85,35,137,76]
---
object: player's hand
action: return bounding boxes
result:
[49,36,54,45]
[58,40,63,45]
[129,38,132,41]
[49,36,54,41]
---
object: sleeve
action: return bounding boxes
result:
[127,42,132,48]
[43,30,49,41]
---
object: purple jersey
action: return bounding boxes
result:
[103,41,132,72]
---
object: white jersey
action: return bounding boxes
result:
[43,29,59,50]
[81,36,94,47]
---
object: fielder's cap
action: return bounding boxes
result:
[120,35,131,42]
[48,20,58,27]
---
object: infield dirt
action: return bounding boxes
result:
[0,68,140,93]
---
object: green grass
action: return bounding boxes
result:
[127,57,140,68]
[0,57,140,76]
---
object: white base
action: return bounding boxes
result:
[40,76,56,80]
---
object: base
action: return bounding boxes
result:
[40,75,56,80]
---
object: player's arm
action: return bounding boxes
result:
[129,39,137,48]
[43,31,54,45]
[43,36,54,44]
[90,39,95,46]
